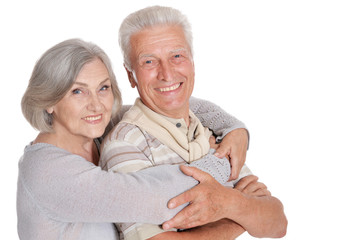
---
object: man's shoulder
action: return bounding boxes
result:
[100,122,150,169]
[103,122,143,143]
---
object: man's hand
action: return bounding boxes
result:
[163,168,287,238]
[214,128,249,180]
[162,165,236,230]
[235,175,271,197]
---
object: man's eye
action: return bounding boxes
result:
[171,54,186,63]
[141,58,158,69]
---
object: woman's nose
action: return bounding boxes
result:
[87,94,103,112]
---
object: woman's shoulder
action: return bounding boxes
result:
[23,143,71,159]
[19,143,85,174]
[18,143,97,190]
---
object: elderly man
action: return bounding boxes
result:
[100,6,287,240]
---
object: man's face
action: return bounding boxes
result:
[128,25,195,119]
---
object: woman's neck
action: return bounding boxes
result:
[34,132,99,165]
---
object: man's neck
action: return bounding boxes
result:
[140,99,190,126]
[161,111,190,126]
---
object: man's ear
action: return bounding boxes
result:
[124,65,137,88]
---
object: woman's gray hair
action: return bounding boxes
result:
[21,38,122,133]
[119,5,193,71]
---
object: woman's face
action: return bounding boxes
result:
[48,58,114,140]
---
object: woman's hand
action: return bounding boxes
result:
[208,135,219,150]
[214,128,249,180]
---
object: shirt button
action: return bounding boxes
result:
[176,123,182,128]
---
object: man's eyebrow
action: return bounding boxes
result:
[170,48,188,53]
[139,54,156,58]
[139,48,188,58]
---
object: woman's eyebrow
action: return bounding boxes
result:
[73,82,88,87]
[99,78,111,85]
[73,78,110,87]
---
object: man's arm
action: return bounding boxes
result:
[150,219,245,240]
[150,175,271,240]
[163,166,288,238]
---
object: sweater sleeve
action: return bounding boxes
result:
[20,144,229,224]
[189,96,249,144]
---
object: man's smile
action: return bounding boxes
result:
[156,82,182,92]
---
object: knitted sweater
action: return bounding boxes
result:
[17,97,247,240]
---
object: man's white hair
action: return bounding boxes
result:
[119,5,194,71]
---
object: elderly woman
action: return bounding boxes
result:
[18,39,252,239]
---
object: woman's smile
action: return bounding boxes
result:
[82,114,103,123]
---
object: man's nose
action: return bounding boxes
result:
[157,61,175,81]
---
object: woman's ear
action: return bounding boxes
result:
[46,107,54,114]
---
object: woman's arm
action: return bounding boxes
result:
[190,97,249,180]
[20,144,230,224]
[189,96,248,141]
[107,98,249,143]
[105,98,249,180]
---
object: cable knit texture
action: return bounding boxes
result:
[190,149,231,184]
[189,97,246,141]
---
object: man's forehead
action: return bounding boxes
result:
[132,25,186,44]
[138,48,190,58]
[130,25,191,60]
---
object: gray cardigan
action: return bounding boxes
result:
[17,97,247,240]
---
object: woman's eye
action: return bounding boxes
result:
[174,54,181,58]
[100,85,110,91]
[72,89,82,94]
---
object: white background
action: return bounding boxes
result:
[1,0,360,239]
